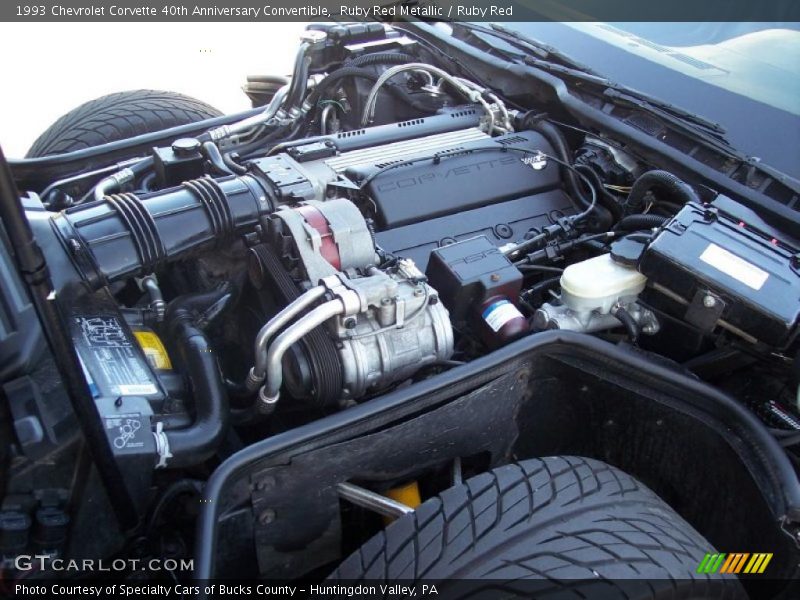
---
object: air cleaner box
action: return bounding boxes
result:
[639,198,800,347]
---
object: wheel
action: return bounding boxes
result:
[329,456,744,599]
[26,89,222,157]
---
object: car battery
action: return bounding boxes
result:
[68,290,165,406]
[639,199,800,347]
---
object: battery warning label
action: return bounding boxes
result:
[74,316,158,397]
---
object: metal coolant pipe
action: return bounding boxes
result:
[258,299,346,410]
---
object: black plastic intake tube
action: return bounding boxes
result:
[51,173,273,289]
[162,288,231,468]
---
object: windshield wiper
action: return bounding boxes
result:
[486,23,599,73]
[458,23,729,144]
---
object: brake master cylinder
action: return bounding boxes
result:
[533,253,658,335]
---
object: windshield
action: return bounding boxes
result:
[574,22,800,116]
[506,22,800,179]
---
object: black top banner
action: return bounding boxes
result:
[2,0,799,22]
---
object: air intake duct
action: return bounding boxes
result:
[52,174,273,288]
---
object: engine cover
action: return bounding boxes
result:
[354,130,563,229]
[255,125,576,271]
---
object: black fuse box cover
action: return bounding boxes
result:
[639,199,800,347]
[426,235,522,322]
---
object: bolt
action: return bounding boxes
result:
[380,297,392,306]
[258,509,276,525]
[494,223,513,239]
[702,294,717,308]
[414,287,424,297]
[428,295,439,305]
[344,317,357,329]
[490,273,501,282]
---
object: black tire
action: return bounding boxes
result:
[26,89,222,157]
[330,457,744,599]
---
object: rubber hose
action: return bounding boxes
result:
[627,170,700,212]
[222,152,247,175]
[346,52,417,68]
[526,276,562,297]
[612,305,640,344]
[575,164,624,222]
[162,288,231,468]
[613,213,668,232]
[522,116,612,230]
[201,142,237,176]
[306,66,431,113]
[284,45,311,110]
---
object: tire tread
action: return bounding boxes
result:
[329,456,744,599]
[27,89,222,157]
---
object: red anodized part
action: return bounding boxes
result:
[294,204,341,270]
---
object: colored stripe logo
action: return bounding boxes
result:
[697,552,772,574]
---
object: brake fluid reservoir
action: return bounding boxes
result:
[560,254,647,314]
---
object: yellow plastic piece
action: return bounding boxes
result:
[133,330,173,371]
[383,481,422,524]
